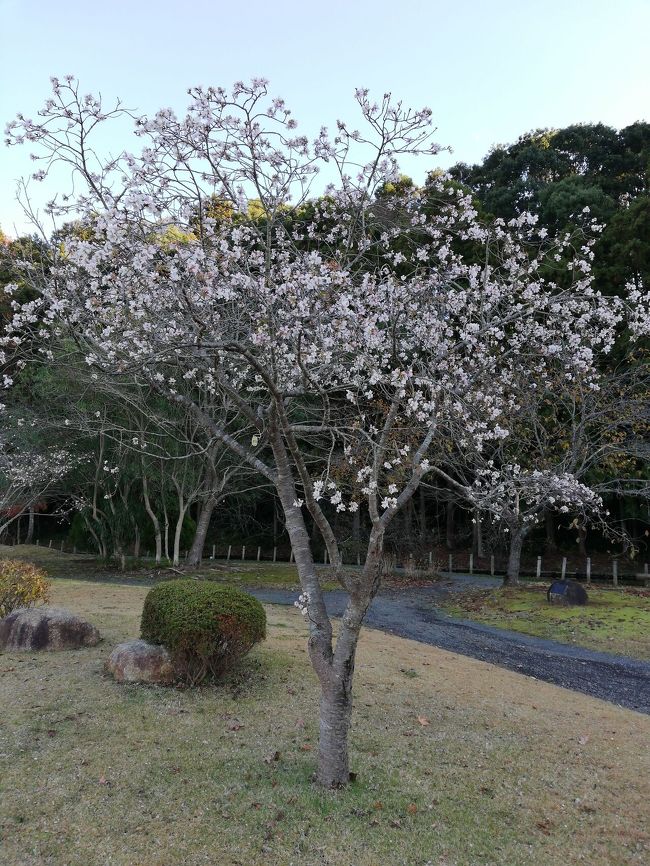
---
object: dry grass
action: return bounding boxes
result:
[1,579,648,866]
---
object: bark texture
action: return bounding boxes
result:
[504,528,525,585]
[187,497,217,566]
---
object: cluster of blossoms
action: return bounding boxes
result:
[469,464,603,526]
[626,281,650,339]
[294,592,310,616]
[0,441,75,529]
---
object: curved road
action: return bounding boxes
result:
[248,577,650,715]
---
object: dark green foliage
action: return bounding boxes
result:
[140,579,266,684]
[67,512,93,550]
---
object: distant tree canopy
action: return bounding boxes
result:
[449,122,650,295]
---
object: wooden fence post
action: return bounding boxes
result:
[469,553,473,575]
[273,547,277,563]
[536,556,542,579]
[561,557,567,579]
[241,545,246,561]
[212,544,216,560]
[120,553,126,572]
[227,545,232,562]
[612,559,618,587]
[48,540,52,549]
[257,546,261,562]
[490,554,495,576]
[60,540,64,552]
[586,557,591,585]
[448,553,453,573]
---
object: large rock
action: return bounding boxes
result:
[547,579,588,606]
[105,639,175,684]
[0,606,101,651]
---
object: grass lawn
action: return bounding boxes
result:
[1,579,649,865]
[437,584,650,660]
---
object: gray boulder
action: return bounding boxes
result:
[105,639,174,684]
[0,606,101,651]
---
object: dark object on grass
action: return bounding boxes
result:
[140,579,266,685]
[0,606,101,651]
[547,579,588,606]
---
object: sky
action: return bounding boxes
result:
[1,0,649,236]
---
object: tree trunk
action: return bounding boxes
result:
[26,507,35,544]
[318,669,354,787]
[173,507,186,566]
[83,513,104,557]
[504,528,524,585]
[133,524,141,559]
[187,497,217,566]
[445,498,455,550]
[142,474,162,563]
[163,504,170,561]
[267,409,391,787]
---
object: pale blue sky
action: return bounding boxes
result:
[1,0,649,235]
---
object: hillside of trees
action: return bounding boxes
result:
[1,118,648,577]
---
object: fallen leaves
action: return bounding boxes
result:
[417,715,430,726]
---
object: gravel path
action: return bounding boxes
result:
[247,576,650,715]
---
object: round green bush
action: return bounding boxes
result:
[140,579,266,685]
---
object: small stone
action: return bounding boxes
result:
[0,607,101,651]
[105,639,174,684]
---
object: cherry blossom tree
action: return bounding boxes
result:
[3,77,647,787]
[432,359,649,582]
[0,423,73,537]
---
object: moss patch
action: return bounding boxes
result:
[439,584,650,659]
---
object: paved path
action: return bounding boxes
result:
[248,578,650,715]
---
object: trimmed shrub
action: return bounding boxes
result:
[0,559,50,618]
[140,579,266,685]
